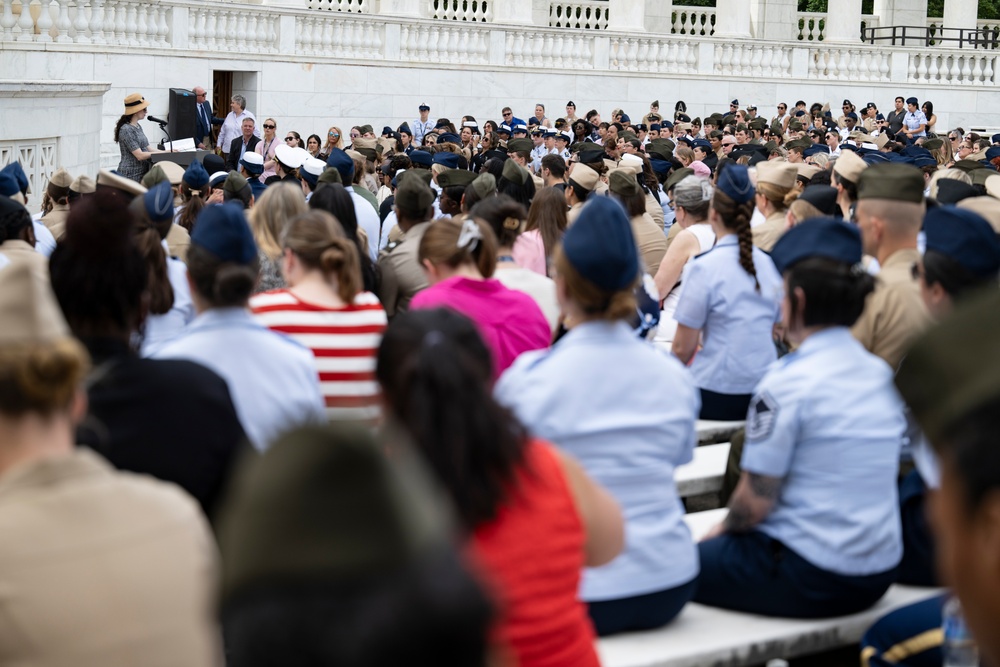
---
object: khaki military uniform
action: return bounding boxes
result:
[377,221,432,318]
[567,202,584,225]
[664,219,683,251]
[166,224,190,263]
[645,191,664,230]
[631,213,668,277]
[42,203,71,240]
[851,248,931,371]
[0,239,50,284]
[0,450,219,667]
[752,210,787,252]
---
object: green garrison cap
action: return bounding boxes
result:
[663,167,694,192]
[436,168,478,189]
[506,138,533,154]
[923,137,944,151]
[857,163,925,203]
[501,159,529,185]
[608,169,640,197]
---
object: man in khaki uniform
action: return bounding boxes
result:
[565,162,599,225]
[0,263,220,667]
[851,163,932,371]
[377,172,435,317]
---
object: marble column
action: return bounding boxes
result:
[749,0,796,41]
[492,0,533,24]
[825,0,862,43]
[607,0,644,31]
[943,0,978,30]
[714,0,751,38]
[871,0,926,28]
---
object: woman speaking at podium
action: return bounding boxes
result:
[114,93,164,182]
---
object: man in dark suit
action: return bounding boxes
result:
[193,86,223,149]
[226,118,261,172]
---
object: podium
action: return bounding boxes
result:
[152,150,213,168]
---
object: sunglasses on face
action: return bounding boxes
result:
[284,136,295,142]
[263,124,275,129]
[330,133,339,138]
[350,133,360,138]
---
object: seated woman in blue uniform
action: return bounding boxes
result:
[671,164,783,420]
[695,217,905,618]
[861,205,1000,667]
[496,197,701,636]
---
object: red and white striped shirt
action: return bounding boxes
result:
[250,289,387,424]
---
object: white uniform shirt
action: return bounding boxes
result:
[742,327,905,576]
[217,109,260,153]
[33,221,55,257]
[496,320,701,601]
[141,252,195,357]
[152,307,325,451]
[412,119,435,146]
[673,235,783,394]
[346,185,383,261]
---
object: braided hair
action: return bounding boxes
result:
[712,188,759,291]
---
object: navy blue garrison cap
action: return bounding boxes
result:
[770,216,862,273]
[924,206,1000,278]
[191,201,257,265]
[562,196,638,291]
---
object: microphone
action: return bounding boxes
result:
[148,115,168,125]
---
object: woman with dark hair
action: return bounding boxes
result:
[309,182,380,294]
[0,196,46,282]
[306,133,322,158]
[497,160,536,209]
[128,182,195,355]
[517,186,568,277]
[921,100,937,134]
[696,217,903,619]
[114,92,163,182]
[0,261,221,665]
[47,188,247,516]
[410,217,550,377]
[377,308,622,666]
[672,164,783,420]
[496,197,701,636]
[176,160,211,234]
[470,195,558,331]
[152,202,325,451]
[251,210,387,425]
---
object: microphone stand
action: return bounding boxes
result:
[155,121,173,152]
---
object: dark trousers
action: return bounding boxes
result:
[861,594,946,667]
[699,388,752,421]
[897,470,938,587]
[587,578,698,636]
[695,531,897,618]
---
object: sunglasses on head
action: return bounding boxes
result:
[263,124,275,129]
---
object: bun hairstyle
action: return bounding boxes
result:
[128,197,174,316]
[0,200,32,243]
[0,336,89,418]
[418,217,498,279]
[282,210,362,303]
[786,257,875,327]
[49,189,149,337]
[309,183,378,294]
[186,244,259,308]
[375,308,527,530]
[757,180,799,210]
[468,195,527,249]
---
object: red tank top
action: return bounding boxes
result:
[470,440,600,667]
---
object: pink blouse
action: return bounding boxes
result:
[410,276,551,377]
[255,136,279,180]
[512,230,547,276]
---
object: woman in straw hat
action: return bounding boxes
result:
[114,92,163,182]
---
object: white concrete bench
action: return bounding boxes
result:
[597,509,943,667]
[696,419,745,445]
[675,443,730,498]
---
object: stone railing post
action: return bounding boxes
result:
[170,4,188,48]
[750,0,796,40]
[644,0,671,34]
[607,0,644,32]
[379,0,423,18]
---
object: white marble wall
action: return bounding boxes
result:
[3,49,1000,175]
[0,81,109,209]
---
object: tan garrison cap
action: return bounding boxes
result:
[70,174,96,194]
[957,196,1000,233]
[48,167,73,188]
[833,150,867,184]
[0,262,70,344]
[756,160,797,190]
[567,163,599,192]
[97,169,147,199]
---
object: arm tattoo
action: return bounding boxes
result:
[747,472,783,501]
[723,473,783,533]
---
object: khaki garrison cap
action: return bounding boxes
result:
[755,160,797,190]
[833,150,867,184]
[567,164,600,192]
[0,261,71,344]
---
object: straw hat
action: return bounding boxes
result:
[123,92,150,115]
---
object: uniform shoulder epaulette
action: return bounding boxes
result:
[383,241,401,254]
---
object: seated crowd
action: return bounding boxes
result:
[2,89,1000,667]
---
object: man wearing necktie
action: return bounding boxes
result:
[193,86,223,150]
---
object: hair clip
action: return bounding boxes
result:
[457,218,482,251]
[502,216,520,231]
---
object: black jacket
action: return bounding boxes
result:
[226,135,262,171]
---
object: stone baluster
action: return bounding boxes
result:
[88,0,104,42]
[16,0,35,41]
[191,7,204,47]
[54,0,71,40]
[71,0,88,41]
[135,0,149,44]
[1,0,18,39]
[972,56,984,83]
[35,0,53,42]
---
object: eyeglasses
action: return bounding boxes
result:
[263,124,275,129]
[284,136,295,142]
